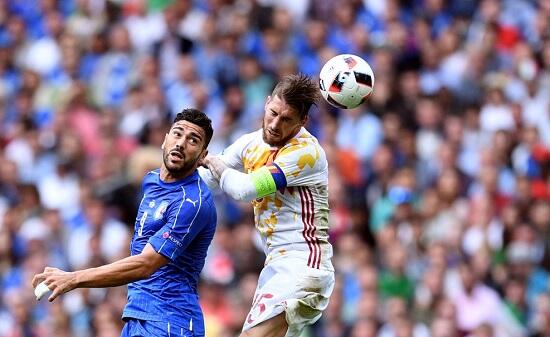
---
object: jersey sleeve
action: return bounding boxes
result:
[198,132,258,188]
[274,141,328,186]
[148,191,212,261]
[217,131,258,171]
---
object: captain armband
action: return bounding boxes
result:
[250,164,287,198]
[219,164,287,202]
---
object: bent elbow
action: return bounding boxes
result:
[142,266,156,279]
[135,266,153,280]
[135,258,158,280]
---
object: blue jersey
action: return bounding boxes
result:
[122,169,217,336]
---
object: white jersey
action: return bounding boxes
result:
[219,128,333,270]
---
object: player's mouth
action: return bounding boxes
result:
[267,129,280,138]
[169,150,184,162]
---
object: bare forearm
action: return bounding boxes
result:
[33,244,168,302]
[75,254,154,288]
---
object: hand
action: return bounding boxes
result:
[202,155,227,181]
[32,267,78,302]
[199,154,213,168]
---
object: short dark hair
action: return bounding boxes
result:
[173,108,213,148]
[271,74,321,120]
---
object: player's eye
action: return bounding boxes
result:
[173,131,182,137]
[271,111,277,117]
[189,138,198,145]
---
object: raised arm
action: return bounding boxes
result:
[203,140,326,202]
[198,132,256,189]
[202,155,287,202]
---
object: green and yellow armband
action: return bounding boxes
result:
[250,166,278,198]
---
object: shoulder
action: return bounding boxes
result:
[231,129,263,149]
[278,130,326,162]
[192,180,217,222]
[141,169,160,188]
[144,169,161,178]
[187,176,216,211]
[166,180,216,218]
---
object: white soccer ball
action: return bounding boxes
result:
[319,54,375,109]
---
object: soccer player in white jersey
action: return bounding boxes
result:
[200,74,334,337]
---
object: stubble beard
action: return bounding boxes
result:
[162,150,198,177]
[262,122,294,148]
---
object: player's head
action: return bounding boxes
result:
[161,108,213,177]
[263,74,320,147]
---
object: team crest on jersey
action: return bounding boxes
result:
[154,201,169,220]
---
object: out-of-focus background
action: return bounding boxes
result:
[0,0,549,336]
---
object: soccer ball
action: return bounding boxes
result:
[319,54,375,109]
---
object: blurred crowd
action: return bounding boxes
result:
[0,0,550,336]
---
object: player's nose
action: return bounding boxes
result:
[174,138,186,150]
[269,117,281,131]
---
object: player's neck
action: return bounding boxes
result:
[159,165,196,183]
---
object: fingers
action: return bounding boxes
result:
[31,267,66,292]
[32,267,59,287]
[48,285,61,302]
[31,273,45,288]
[47,280,74,302]
[199,159,208,168]
[34,278,60,302]
[200,156,211,167]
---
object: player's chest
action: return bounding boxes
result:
[243,146,280,173]
[135,194,172,236]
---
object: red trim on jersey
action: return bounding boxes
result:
[304,187,319,268]
[299,187,315,267]
[305,187,321,269]
[299,187,320,269]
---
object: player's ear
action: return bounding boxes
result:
[301,114,309,126]
[198,150,208,168]
[161,134,167,150]
[265,95,271,109]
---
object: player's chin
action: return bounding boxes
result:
[166,162,187,173]
[263,132,284,146]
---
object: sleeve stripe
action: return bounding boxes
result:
[169,180,203,259]
[172,186,187,229]
[157,237,167,254]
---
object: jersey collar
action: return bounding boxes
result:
[157,169,199,188]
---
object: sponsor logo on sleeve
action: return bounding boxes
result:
[162,231,183,247]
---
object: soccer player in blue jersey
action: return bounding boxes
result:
[32,108,216,337]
